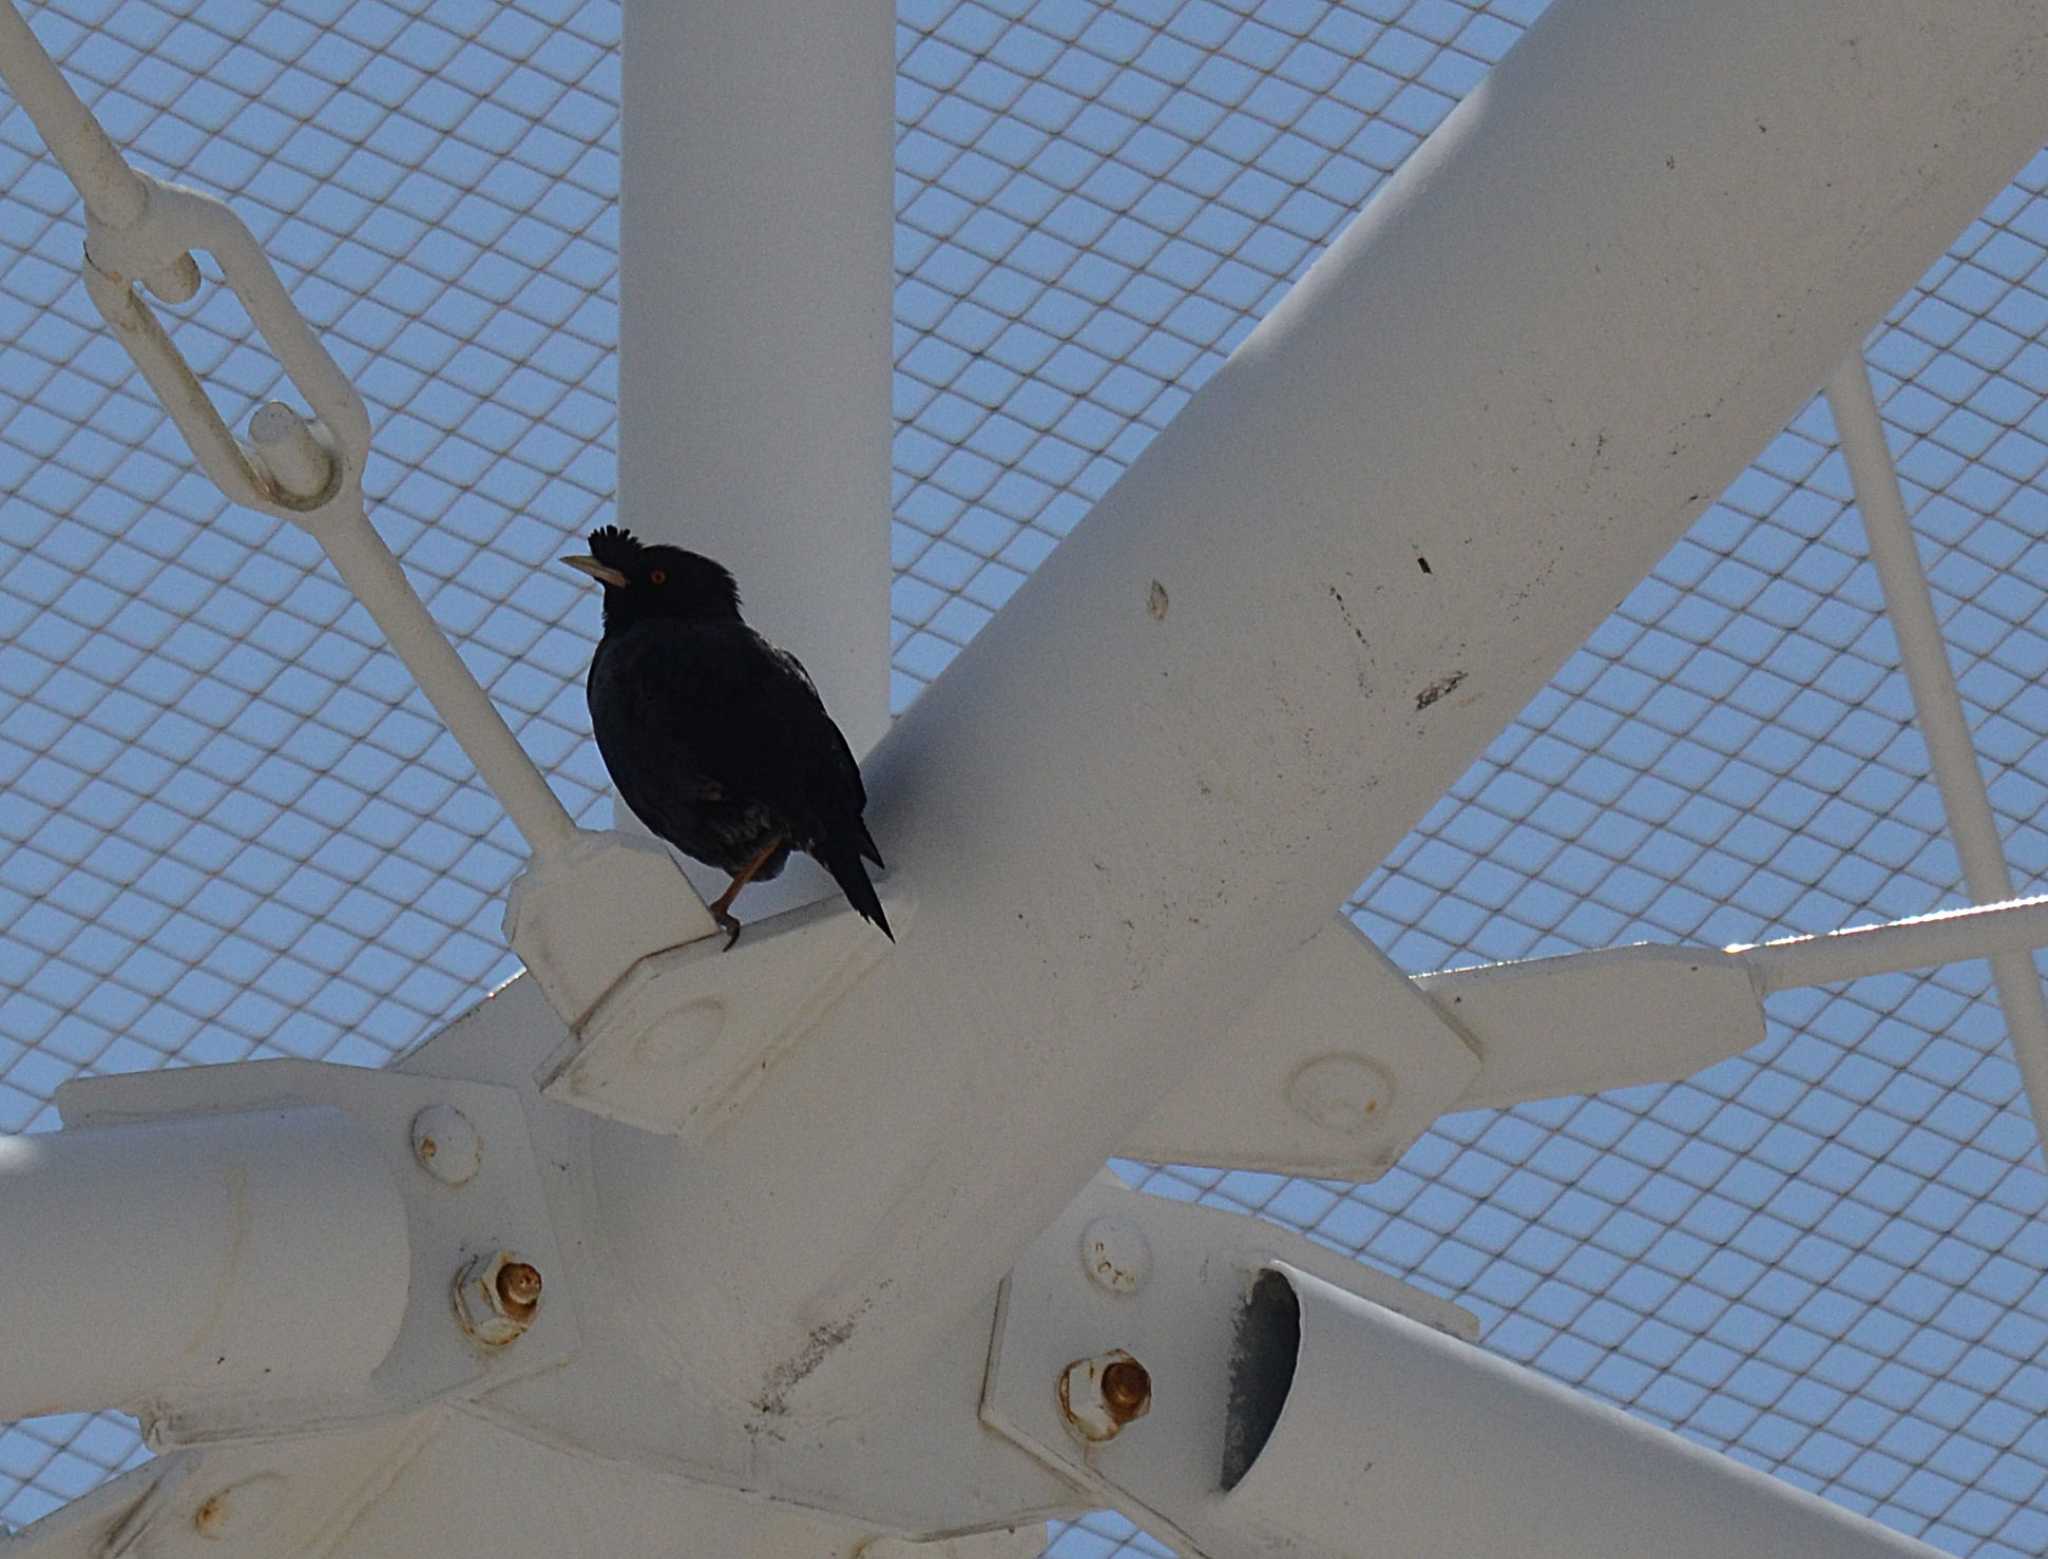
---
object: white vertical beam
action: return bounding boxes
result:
[1825,357,2048,1136]
[618,0,894,757]
[591,0,2048,1419]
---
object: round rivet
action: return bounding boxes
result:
[1080,1214,1151,1294]
[1286,1054,1393,1134]
[411,1103,480,1186]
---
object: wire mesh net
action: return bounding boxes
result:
[3,1,2048,1553]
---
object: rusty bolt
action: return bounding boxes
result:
[453,1251,542,1346]
[1101,1357,1151,1419]
[1058,1349,1153,1443]
[497,1260,543,1314]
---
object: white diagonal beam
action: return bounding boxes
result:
[1825,356,2048,1140]
[580,0,2048,1421]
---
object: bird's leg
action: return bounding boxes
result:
[707,836,785,949]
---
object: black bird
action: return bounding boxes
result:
[563,526,890,947]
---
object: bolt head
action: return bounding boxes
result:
[1058,1350,1152,1443]
[453,1251,541,1346]
[497,1260,543,1313]
[411,1103,481,1186]
[1080,1214,1151,1293]
[1286,1053,1393,1134]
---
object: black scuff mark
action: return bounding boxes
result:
[753,1307,867,1420]
[1415,556,1432,575]
[1326,584,1368,648]
[1415,670,1467,711]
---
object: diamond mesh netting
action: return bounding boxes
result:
[3,2,2048,1553]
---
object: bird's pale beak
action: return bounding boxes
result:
[561,554,629,587]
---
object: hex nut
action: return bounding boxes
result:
[1058,1349,1152,1443]
[453,1250,542,1346]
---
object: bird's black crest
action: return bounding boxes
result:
[588,524,643,570]
[585,525,743,620]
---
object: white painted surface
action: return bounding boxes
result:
[618,0,894,758]
[1220,1264,1940,1558]
[0,1107,408,1421]
[593,0,2048,1417]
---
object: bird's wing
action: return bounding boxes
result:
[591,621,868,851]
[762,638,869,814]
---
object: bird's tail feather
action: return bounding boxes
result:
[821,832,892,940]
[855,819,885,869]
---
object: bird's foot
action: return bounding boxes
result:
[715,908,744,950]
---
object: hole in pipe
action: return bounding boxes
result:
[1221,1267,1299,1491]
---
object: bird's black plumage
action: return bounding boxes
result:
[567,525,890,945]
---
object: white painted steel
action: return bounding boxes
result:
[0,1,144,227]
[1220,1264,1939,1558]
[1737,892,2048,992]
[0,1106,409,1421]
[319,513,579,861]
[619,0,893,758]
[1825,357,2048,1138]
[979,1173,1474,1557]
[593,0,2048,1417]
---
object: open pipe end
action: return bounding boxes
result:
[1221,1267,1299,1491]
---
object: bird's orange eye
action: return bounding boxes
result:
[649,569,667,585]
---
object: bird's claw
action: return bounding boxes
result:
[715,909,744,950]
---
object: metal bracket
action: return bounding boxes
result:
[1127,925,1766,1179]
[536,880,907,1137]
[57,1061,577,1447]
[980,1172,1475,1557]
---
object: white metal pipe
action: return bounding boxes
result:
[0,0,145,229]
[589,0,2048,1419]
[1220,1264,1936,1558]
[318,507,579,860]
[1824,358,2048,1134]
[0,1107,410,1420]
[1736,893,2048,994]
[619,0,893,758]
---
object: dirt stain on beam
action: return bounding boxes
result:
[1414,670,1467,711]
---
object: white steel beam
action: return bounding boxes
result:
[1218,1265,1935,1559]
[617,0,893,758]
[1824,357,2048,1138]
[581,0,2048,1420]
[0,1107,408,1422]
